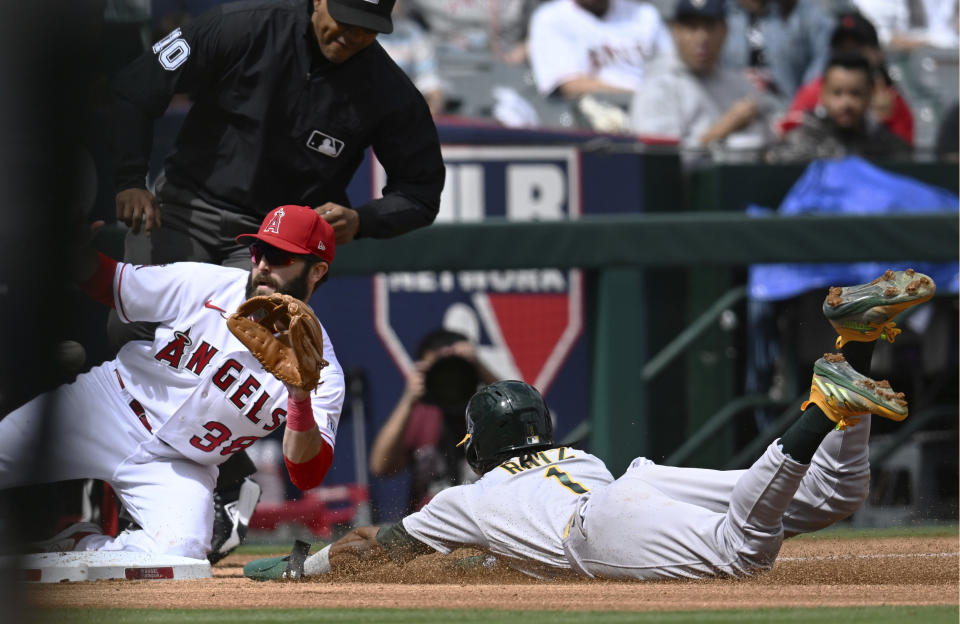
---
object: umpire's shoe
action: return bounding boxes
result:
[823,269,935,349]
[208,477,262,565]
[802,354,908,430]
[244,540,311,581]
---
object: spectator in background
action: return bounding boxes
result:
[851,0,959,49]
[407,0,539,63]
[722,0,835,101]
[630,0,774,162]
[379,6,447,116]
[781,11,914,146]
[369,330,498,514]
[528,0,673,98]
[766,51,911,162]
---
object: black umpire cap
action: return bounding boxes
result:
[326,0,397,34]
[673,0,726,21]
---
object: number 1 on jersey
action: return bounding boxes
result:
[544,466,589,494]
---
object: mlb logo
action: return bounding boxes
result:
[373,146,583,393]
[307,131,344,157]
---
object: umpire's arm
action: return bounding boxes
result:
[353,89,445,240]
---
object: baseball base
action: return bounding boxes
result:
[4,551,212,583]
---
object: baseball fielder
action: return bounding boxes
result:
[247,269,934,581]
[0,205,344,559]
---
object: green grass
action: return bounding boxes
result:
[34,606,960,624]
[793,523,958,540]
[232,543,311,556]
[234,541,332,556]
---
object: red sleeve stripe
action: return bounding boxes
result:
[115,262,131,322]
[80,252,118,309]
[283,441,333,491]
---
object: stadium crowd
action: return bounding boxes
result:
[133,0,958,161]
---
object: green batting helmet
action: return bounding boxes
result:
[457,380,554,473]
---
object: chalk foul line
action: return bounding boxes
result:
[779,552,958,562]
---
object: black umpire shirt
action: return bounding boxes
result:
[111,0,445,238]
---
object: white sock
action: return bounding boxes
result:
[303,544,331,575]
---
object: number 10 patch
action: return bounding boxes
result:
[153,28,191,71]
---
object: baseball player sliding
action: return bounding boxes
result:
[247,270,934,581]
[0,205,344,559]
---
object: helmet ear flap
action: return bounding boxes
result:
[465,441,481,472]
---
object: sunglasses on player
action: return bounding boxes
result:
[249,242,309,267]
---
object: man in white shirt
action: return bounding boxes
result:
[528,0,673,98]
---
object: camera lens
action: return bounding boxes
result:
[423,355,479,407]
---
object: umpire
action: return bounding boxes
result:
[108,0,445,563]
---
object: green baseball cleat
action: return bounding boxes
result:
[801,353,908,430]
[823,269,935,349]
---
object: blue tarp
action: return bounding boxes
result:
[748,156,959,301]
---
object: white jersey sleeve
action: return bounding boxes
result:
[401,486,484,555]
[112,261,223,324]
[309,322,345,448]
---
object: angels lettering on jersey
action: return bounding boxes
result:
[587,42,659,74]
[153,326,287,455]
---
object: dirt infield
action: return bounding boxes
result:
[28,536,959,612]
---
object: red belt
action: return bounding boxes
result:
[114,369,153,433]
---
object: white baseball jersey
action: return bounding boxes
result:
[401,421,874,580]
[111,261,344,464]
[528,0,674,95]
[402,447,615,578]
[0,260,344,558]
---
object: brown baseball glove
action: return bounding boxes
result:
[227,293,329,392]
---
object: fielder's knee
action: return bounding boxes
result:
[139,530,209,559]
[159,537,209,560]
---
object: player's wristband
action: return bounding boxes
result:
[304,544,331,575]
[285,396,315,432]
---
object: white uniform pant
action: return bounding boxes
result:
[563,419,871,580]
[0,365,216,558]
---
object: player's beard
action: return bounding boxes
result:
[245,264,312,301]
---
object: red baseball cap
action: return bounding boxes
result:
[236,205,335,263]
